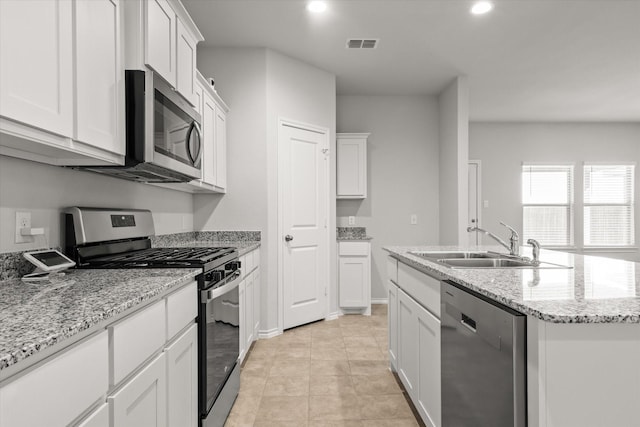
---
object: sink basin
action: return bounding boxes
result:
[410,251,498,260]
[437,258,571,269]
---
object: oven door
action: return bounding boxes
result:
[199,270,241,423]
[148,71,202,180]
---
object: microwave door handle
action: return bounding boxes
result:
[186,121,202,165]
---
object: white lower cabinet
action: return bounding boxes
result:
[338,241,371,312]
[109,353,167,427]
[416,300,441,427]
[166,324,198,427]
[388,280,399,369]
[390,258,441,427]
[239,248,261,362]
[0,332,108,427]
[76,403,109,427]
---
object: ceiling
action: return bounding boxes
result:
[182,0,640,121]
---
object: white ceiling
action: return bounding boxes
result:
[182,0,640,121]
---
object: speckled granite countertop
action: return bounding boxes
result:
[337,227,372,241]
[384,245,640,324]
[0,268,199,375]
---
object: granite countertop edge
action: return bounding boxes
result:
[337,236,373,241]
[384,246,640,324]
[0,269,200,373]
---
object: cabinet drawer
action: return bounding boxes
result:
[167,281,197,340]
[387,256,398,284]
[0,331,108,427]
[398,262,440,319]
[111,300,166,386]
[339,241,369,256]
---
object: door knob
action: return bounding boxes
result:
[285,235,294,242]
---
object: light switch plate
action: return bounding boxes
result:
[411,214,418,225]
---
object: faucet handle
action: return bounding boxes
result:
[499,221,519,237]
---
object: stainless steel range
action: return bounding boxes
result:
[64,207,240,427]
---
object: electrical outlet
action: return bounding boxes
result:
[411,214,418,225]
[348,216,355,225]
[15,211,32,243]
[483,200,489,208]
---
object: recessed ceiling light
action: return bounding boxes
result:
[471,1,493,15]
[307,1,327,13]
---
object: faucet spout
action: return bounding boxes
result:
[467,222,520,256]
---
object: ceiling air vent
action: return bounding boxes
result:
[346,39,379,49]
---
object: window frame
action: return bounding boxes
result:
[521,162,576,249]
[582,162,636,249]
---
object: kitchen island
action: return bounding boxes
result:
[384,245,640,427]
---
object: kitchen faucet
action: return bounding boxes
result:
[527,238,541,265]
[467,221,520,256]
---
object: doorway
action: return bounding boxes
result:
[278,119,330,330]
[468,160,482,245]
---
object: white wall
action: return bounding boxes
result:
[438,76,469,245]
[0,155,193,253]
[469,122,640,261]
[336,95,440,300]
[195,47,336,333]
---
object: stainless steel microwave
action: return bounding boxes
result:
[77,69,202,183]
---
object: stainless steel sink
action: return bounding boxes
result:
[437,258,571,269]
[410,251,498,260]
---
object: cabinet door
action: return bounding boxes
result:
[238,278,246,361]
[74,0,124,157]
[0,332,108,427]
[145,0,176,85]
[397,289,418,400]
[76,402,109,427]
[339,256,368,308]
[214,104,227,190]
[388,280,399,370]
[336,137,367,198]
[416,302,441,427]
[0,0,73,137]
[245,272,255,347]
[109,353,167,427]
[253,268,261,338]
[176,19,197,106]
[166,324,198,427]
[201,90,216,186]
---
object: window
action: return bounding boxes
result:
[522,164,574,246]
[583,164,635,247]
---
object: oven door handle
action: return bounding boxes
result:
[201,270,242,303]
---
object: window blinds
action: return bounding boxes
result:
[522,165,574,246]
[584,164,635,246]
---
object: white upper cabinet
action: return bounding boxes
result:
[145,0,177,85]
[74,0,124,158]
[214,101,228,190]
[202,84,217,187]
[0,0,73,137]
[337,133,369,199]
[176,19,198,106]
[127,0,203,106]
[0,0,125,166]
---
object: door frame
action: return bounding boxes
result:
[468,160,482,245]
[277,117,331,333]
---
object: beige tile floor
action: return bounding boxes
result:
[224,305,423,427]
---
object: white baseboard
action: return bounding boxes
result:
[325,311,340,321]
[258,328,281,339]
[371,298,389,304]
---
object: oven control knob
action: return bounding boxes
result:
[225,261,241,271]
[205,270,224,282]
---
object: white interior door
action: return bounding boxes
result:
[280,122,329,330]
[468,161,481,245]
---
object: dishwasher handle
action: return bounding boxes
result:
[460,313,477,333]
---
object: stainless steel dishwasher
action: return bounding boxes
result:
[441,281,526,427]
